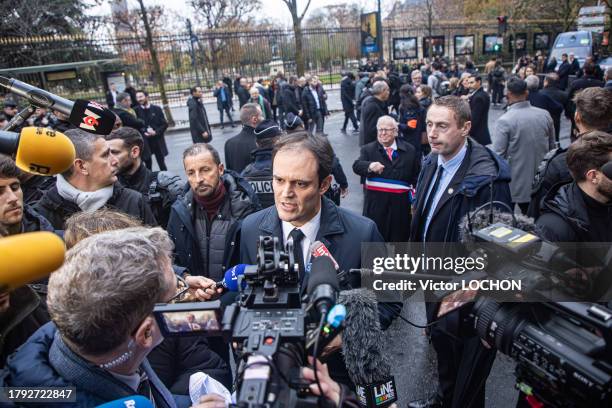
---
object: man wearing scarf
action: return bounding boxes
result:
[34,129,156,229]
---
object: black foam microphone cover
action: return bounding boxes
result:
[68,99,116,135]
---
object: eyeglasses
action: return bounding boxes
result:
[167,274,190,304]
[377,128,396,133]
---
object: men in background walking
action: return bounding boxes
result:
[213,80,235,129]
[302,76,327,135]
[135,90,169,171]
[525,75,563,145]
[466,74,491,145]
[352,116,419,242]
[359,81,389,146]
[236,78,251,108]
[340,72,359,133]
[493,77,555,214]
[224,103,263,173]
[187,86,212,144]
[249,87,272,121]
[105,83,118,109]
[557,53,571,90]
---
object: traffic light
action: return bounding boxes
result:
[493,43,502,52]
[497,16,508,35]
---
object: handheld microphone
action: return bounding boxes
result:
[95,395,153,408]
[0,127,75,175]
[0,232,65,292]
[307,255,340,319]
[0,76,116,135]
[215,264,254,293]
[310,240,339,270]
[340,288,398,408]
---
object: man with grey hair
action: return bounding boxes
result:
[224,103,263,173]
[359,80,390,145]
[410,69,423,92]
[0,227,226,407]
[353,115,419,241]
[35,128,156,229]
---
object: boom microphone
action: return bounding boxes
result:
[340,288,398,408]
[95,396,153,408]
[0,127,75,175]
[0,76,116,135]
[0,232,65,292]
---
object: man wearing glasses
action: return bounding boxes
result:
[0,227,225,408]
[353,115,420,241]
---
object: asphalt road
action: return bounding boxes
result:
[158,100,571,407]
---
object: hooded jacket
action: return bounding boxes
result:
[410,138,512,243]
[0,322,190,407]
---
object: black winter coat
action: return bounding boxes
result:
[359,96,388,146]
[340,77,356,111]
[301,86,327,119]
[21,176,56,206]
[187,96,212,143]
[557,61,571,90]
[527,148,572,219]
[166,173,259,280]
[281,85,301,115]
[468,88,492,145]
[236,87,250,108]
[135,103,169,158]
[224,126,258,173]
[34,183,157,229]
[353,138,420,242]
[540,86,567,139]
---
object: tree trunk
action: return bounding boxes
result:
[294,22,305,76]
[138,0,175,127]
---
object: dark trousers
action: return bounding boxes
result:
[219,106,233,127]
[492,83,504,104]
[308,110,324,134]
[342,109,358,130]
[152,151,167,171]
[427,303,497,408]
[513,202,529,214]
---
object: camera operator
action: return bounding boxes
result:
[537,131,612,243]
[528,87,612,218]
[106,127,183,228]
[240,131,401,387]
[34,129,157,229]
[408,96,512,408]
[0,227,226,407]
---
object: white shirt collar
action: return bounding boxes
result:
[380,140,397,150]
[281,206,322,266]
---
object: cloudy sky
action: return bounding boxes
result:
[90,0,382,27]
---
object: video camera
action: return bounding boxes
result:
[435,206,612,408]
[153,236,345,408]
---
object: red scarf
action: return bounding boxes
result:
[193,182,226,221]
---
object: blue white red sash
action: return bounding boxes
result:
[365,177,412,194]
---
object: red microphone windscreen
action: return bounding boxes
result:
[69,100,116,135]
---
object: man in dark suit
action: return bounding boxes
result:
[352,116,419,241]
[557,53,571,90]
[408,96,512,408]
[105,83,118,109]
[568,52,580,77]
[540,73,568,142]
[224,103,262,173]
[240,131,401,387]
[340,72,359,133]
[359,80,389,146]
[187,86,212,144]
[466,74,491,145]
[135,90,169,171]
[113,92,152,169]
[526,74,563,145]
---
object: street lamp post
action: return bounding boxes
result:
[187,19,201,87]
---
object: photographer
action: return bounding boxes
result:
[0,227,226,407]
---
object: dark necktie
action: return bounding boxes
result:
[138,370,156,407]
[289,228,306,283]
[418,165,444,240]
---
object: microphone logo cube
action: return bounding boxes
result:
[80,108,101,131]
[356,377,397,407]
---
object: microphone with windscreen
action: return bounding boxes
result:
[0,76,116,135]
[0,127,75,175]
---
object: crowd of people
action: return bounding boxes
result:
[1,49,611,408]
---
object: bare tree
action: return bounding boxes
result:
[113,1,175,126]
[191,0,260,80]
[282,0,313,76]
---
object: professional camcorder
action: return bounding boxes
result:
[154,236,347,408]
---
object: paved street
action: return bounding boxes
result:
[157,101,571,407]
